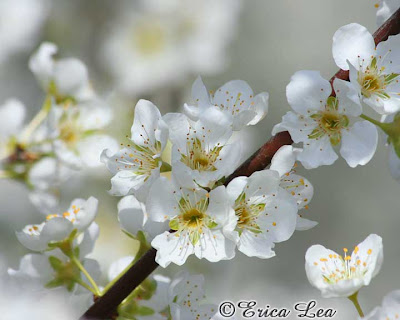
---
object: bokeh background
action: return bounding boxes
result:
[0,1,398,319]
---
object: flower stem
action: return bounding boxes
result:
[75,278,98,295]
[20,95,52,144]
[71,255,101,296]
[360,114,391,133]
[348,292,364,318]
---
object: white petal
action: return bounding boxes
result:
[247,92,269,126]
[332,23,375,70]
[246,170,280,199]
[286,70,331,115]
[340,121,378,167]
[191,76,211,110]
[193,230,236,262]
[333,78,363,117]
[376,34,400,73]
[270,145,299,176]
[146,177,179,222]
[68,197,99,231]
[152,232,195,268]
[79,222,100,258]
[108,256,134,281]
[0,99,26,136]
[238,230,276,259]
[29,42,57,89]
[296,217,318,231]
[53,58,90,99]
[131,99,162,147]
[77,135,118,167]
[297,136,338,169]
[118,195,145,235]
[226,176,248,203]
[272,111,315,143]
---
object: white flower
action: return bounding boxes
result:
[102,99,168,200]
[376,0,400,26]
[225,170,298,259]
[364,290,400,320]
[100,0,241,94]
[16,197,99,251]
[29,42,94,102]
[118,195,168,240]
[164,108,241,188]
[332,23,400,115]
[0,0,48,64]
[169,271,217,320]
[305,234,383,298]
[46,99,117,168]
[184,77,269,130]
[147,177,237,267]
[273,70,378,169]
[270,145,317,231]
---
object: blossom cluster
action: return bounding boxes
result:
[1,2,400,320]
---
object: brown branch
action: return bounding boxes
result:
[82,7,400,320]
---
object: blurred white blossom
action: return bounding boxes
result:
[100,0,241,95]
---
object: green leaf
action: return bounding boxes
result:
[136,306,155,316]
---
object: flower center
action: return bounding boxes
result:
[59,123,80,146]
[169,195,217,246]
[314,247,373,284]
[182,208,205,228]
[234,193,264,234]
[133,22,165,55]
[182,138,222,172]
[309,97,349,146]
[357,57,399,99]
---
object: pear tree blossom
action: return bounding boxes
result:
[102,99,169,200]
[184,76,269,130]
[269,145,317,231]
[332,23,400,115]
[146,177,237,267]
[16,197,98,252]
[164,107,241,188]
[273,70,378,168]
[100,0,241,95]
[305,234,383,298]
[225,170,298,258]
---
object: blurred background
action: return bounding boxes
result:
[0,0,398,319]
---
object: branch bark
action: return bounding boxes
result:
[82,7,400,320]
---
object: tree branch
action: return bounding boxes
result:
[82,7,400,319]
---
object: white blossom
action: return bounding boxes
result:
[305,234,383,298]
[332,23,400,115]
[0,0,48,64]
[99,0,241,94]
[29,42,94,102]
[16,197,99,251]
[184,77,269,130]
[273,70,378,168]
[169,271,217,320]
[147,177,237,267]
[164,108,241,189]
[225,170,298,259]
[102,99,168,201]
[270,145,317,231]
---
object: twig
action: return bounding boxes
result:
[81,7,400,319]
